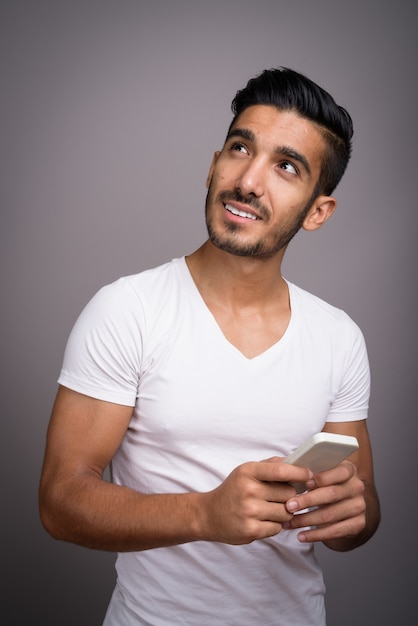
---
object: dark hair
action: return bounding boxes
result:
[229,67,353,195]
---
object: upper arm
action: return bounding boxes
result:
[40,385,134,487]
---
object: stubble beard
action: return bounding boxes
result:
[205,187,315,260]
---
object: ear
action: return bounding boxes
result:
[302,196,337,232]
[206,151,221,188]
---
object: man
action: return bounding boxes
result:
[39,67,380,625]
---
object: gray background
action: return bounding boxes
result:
[1,1,416,624]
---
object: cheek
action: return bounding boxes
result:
[213,167,226,183]
[275,186,309,211]
[207,170,227,198]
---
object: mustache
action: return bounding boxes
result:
[217,190,270,219]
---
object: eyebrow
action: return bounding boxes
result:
[227,127,256,143]
[226,127,312,176]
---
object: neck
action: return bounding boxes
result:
[185,240,291,359]
[186,240,289,309]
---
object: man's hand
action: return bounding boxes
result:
[198,458,313,545]
[283,460,366,544]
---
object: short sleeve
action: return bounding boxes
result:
[327,322,370,422]
[58,278,144,406]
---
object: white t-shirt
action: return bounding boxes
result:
[58,257,370,625]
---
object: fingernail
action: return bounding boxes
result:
[287,500,298,512]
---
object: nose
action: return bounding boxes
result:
[235,158,265,198]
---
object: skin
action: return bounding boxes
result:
[39,105,380,554]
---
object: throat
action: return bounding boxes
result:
[185,248,291,357]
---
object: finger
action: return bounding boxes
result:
[295,513,366,544]
[261,500,295,524]
[286,496,365,531]
[311,460,355,488]
[252,460,313,486]
[286,482,348,514]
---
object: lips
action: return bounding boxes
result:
[224,203,259,220]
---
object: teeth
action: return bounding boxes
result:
[225,204,257,220]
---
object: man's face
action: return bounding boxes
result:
[205,105,329,258]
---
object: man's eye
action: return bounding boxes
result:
[230,142,248,154]
[280,161,297,175]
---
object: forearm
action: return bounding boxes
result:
[39,473,206,552]
[323,480,381,552]
[39,459,310,551]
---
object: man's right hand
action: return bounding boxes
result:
[198,458,312,544]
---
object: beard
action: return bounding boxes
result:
[205,187,317,259]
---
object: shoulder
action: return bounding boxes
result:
[74,258,190,347]
[88,257,185,313]
[288,281,358,324]
[121,257,185,298]
[287,281,366,347]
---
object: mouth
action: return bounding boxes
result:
[224,203,260,220]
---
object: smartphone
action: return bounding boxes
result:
[284,432,359,492]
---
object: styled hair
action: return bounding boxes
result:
[229,67,353,195]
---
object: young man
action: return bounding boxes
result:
[39,67,380,625]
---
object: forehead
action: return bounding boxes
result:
[229,105,326,162]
